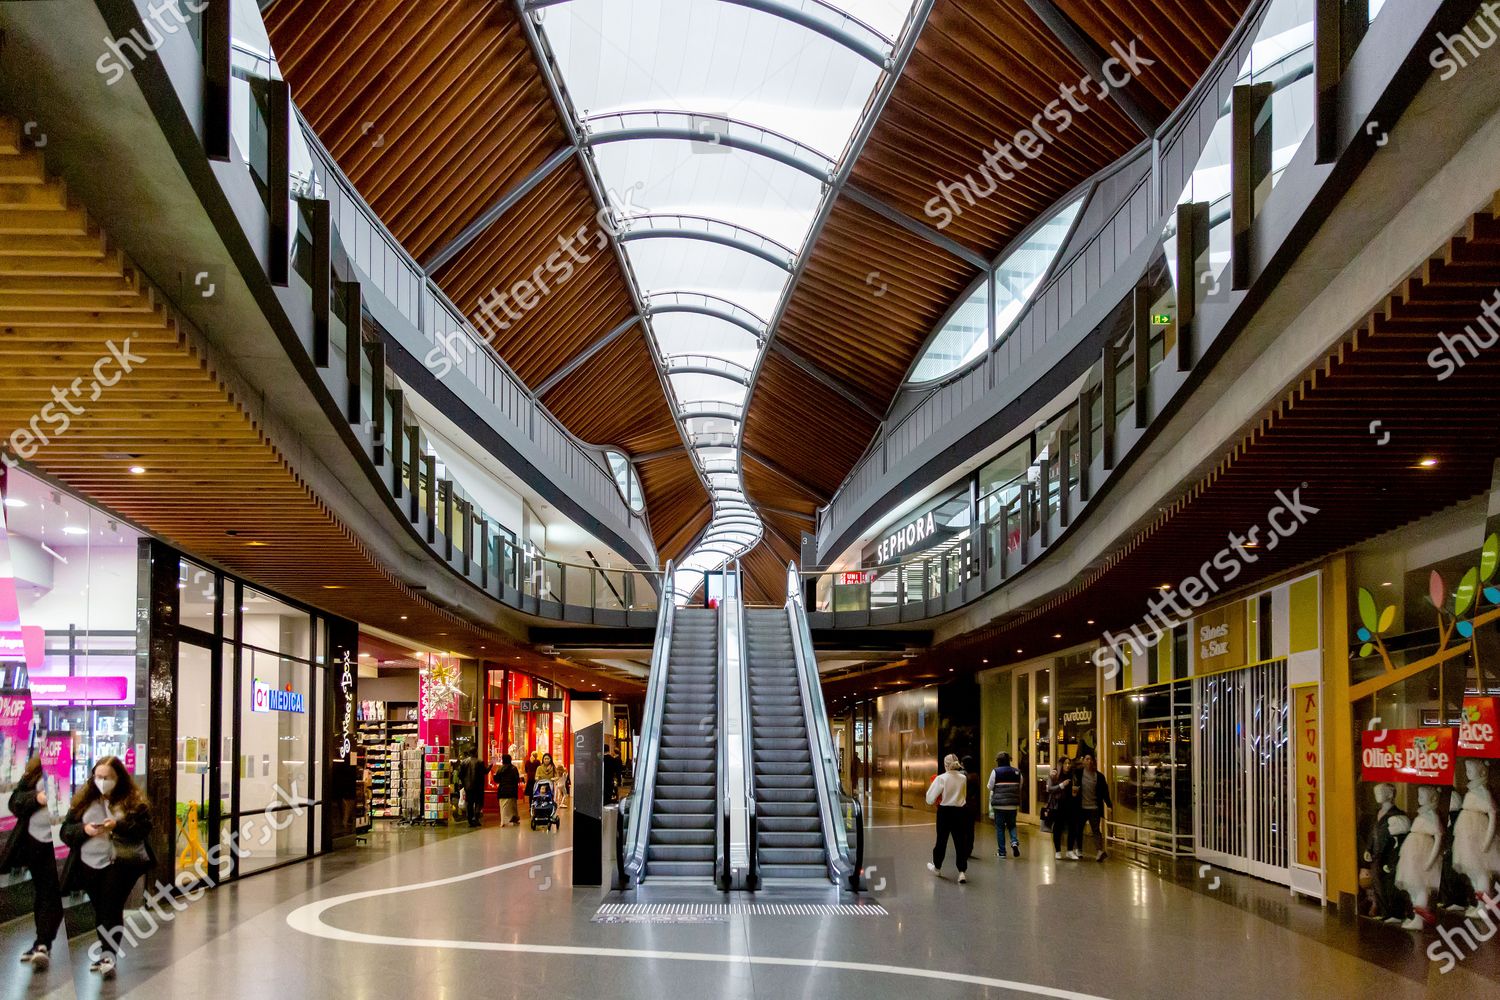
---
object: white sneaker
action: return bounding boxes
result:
[1054,851,1062,860]
[957,872,967,884]
[1067,851,1081,860]
[1095,851,1107,862]
[97,954,116,978]
[28,945,49,971]
[926,862,938,876]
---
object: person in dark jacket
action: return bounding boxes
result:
[1074,753,1113,861]
[494,754,521,826]
[603,745,622,804]
[4,758,63,970]
[960,756,982,860]
[60,756,153,979]
[1045,758,1074,860]
[987,752,1023,859]
[457,750,487,827]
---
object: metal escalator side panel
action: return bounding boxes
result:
[784,573,855,885]
[623,560,676,883]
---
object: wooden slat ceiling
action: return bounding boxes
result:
[746,0,1250,547]
[265,0,566,262]
[825,194,1500,700]
[431,160,638,389]
[0,120,640,695]
[540,325,683,457]
[637,452,712,564]
[1051,0,1250,109]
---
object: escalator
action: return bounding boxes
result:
[745,609,827,878]
[644,606,719,877]
[620,575,724,885]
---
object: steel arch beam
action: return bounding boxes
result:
[649,302,766,341]
[586,124,832,183]
[664,365,750,386]
[525,0,891,68]
[618,227,793,271]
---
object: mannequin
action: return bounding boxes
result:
[1364,783,1409,921]
[1440,786,1475,911]
[1453,759,1500,917]
[1396,786,1444,929]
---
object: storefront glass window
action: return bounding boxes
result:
[3,469,143,796]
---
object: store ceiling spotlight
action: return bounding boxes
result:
[128,465,146,475]
[1418,457,1439,467]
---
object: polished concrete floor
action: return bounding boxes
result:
[3,806,1494,999]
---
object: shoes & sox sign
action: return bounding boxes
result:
[1360,727,1456,784]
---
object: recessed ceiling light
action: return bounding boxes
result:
[1418,457,1438,468]
[128,466,146,475]
[2,497,25,508]
[1158,584,1170,591]
[1087,619,1095,625]
[981,658,988,664]
[1053,633,1062,639]
[1015,648,1023,654]
[245,540,270,547]
[400,615,408,620]
[322,585,345,590]
[62,525,87,536]
[1381,581,1391,587]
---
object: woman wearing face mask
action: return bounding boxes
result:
[2,757,63,971]
[60,757,154,979]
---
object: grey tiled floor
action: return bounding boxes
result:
[3,807,1493,999]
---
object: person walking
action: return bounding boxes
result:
[524,750,541,813]
[960,755,981,861]
[494,754,521,826]
[1045,758,1074,861]
[461,749,488,828]
[603,744,622,804]
[1075,753,1112,861]
[987,752,1023,859]
[4,758,63,971]
[60,756,154,979]
[925,755,969,883]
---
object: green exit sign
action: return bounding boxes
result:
[1151,312,1173,326]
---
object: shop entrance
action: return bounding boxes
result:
[1013,664,1050,822]
[1194,658,1291,884]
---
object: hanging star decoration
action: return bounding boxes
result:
[423,659,463,717]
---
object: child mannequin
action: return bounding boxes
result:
[1364,783,1408,921]
[1396,786,1444,929]
[1452,759,1500,918]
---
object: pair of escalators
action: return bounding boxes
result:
[620,564,861,890]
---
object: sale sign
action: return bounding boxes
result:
[1361,727,1456,784]
[0,690,34,832]
[39,731,72,827]
[1458,697,1500,757]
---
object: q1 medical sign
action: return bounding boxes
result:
[1458,696,1500,757]
[251,679,305,714]
[1361,727,1456,784]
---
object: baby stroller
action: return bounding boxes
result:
[530,778,560,831]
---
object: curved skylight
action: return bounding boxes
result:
[533,0,917,600]
[907,198,1084,384]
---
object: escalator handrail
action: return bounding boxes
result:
[839,788,864,892]
[784,561,854,883]
[622,559,676,880]
[716,581,730,890]
[737,561,759,891]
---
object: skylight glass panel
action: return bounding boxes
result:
[535,0,916,593]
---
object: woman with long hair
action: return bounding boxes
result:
[1045,757,1074,861]
[2,757,63,970]
[60,756,154,979]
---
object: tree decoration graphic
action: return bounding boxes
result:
[1356,533,1500,673]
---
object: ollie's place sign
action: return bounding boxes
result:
[1458,697,1500,757]
[1361,727,1456,784]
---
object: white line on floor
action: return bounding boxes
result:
[286,845,1115,1000]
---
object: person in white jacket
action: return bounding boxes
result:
[926,755,969,883]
